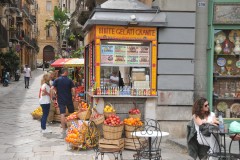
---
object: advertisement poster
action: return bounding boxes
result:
[127,46,139,64]
[114,45,127,64]
[101,45,114,64]
[138,46,150,65]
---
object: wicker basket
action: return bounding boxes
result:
[125,125,138,132]
[103,124,124,140]
[77,109,91,120]
[129,113,141,119]
[90,108,105,125]
[125,131,137,138]
[104,103,116,118]
[32,114,42,120]
[66,119,78,128]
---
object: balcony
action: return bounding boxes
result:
[29,14,35,24]
[22,4,29,17]
[9,30,19,42]
[26,0,34,5]
[9,1,21,13]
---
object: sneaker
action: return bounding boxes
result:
[42,129,52,134]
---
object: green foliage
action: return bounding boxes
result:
[70,47,84,58]
[0,50,20,74]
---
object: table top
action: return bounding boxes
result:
[131,131,169,137]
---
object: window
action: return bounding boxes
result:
[213,29,240,118]
[100,41,151,91]
[46,1,52,11]
[46,27,52,37]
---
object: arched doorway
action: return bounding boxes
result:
[43,45,55,63]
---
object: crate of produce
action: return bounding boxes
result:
[124,138,145,150]
[99,138,124,149]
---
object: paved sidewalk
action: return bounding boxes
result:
[0,69,192,160]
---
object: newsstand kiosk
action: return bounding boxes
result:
[84,25,158,120]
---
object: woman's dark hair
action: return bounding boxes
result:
[192,97,210,119]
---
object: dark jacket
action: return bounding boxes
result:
[187,119,210,160]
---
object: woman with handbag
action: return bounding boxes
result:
[192,97,220,158]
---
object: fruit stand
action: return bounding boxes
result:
[64,100,144,151]
[84,25,158,121]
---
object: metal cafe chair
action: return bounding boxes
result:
[132,119,162,160]
[87,121,123,160]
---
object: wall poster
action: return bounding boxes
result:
[101,45,150,66]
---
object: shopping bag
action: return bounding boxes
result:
[229,121,240,133]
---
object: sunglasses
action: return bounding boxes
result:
[204,103,209,107]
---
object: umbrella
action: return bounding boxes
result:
[50,58,71,67]
[64,58,84,67]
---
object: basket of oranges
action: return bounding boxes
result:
[124,118,143,138]
[77,100,91,120]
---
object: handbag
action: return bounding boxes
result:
[199,123,218,137]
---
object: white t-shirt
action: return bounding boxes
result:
[39,83,50,104]
[194,112,215,139]
[24,67,31,77]
[110,75,119,87]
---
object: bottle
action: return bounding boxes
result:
[218,113,224,133]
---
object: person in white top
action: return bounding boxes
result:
[192,97,219,159]
[109,69,119,87]
[39,73,52,133]
[23,64,31,89]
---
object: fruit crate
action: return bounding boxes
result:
[99,138,124,149]
[124,138,145,150]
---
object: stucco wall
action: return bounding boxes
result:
[155,0,197,138]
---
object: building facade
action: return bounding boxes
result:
[0,0,39,70]
[36,0,58,65]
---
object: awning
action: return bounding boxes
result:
[51,58,84,68]
[51,58,71,67]
[64,58,84,67]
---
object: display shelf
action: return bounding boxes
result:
[214,54,237,56]
[87,92,158,98]
[213,97,240,101]
[213,75,240,79]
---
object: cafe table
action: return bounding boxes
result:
[131,131,169,160]
[210,128,240,159]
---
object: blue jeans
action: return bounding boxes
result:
[40,103,50,130]
[24,77,30,88]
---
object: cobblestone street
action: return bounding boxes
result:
[0,69,192,160]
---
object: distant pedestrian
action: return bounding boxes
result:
[23,64,31,88]
[39,73,52,133]
[43,61,45,71]
[51,68,75,136]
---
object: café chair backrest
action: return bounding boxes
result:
[132,119,162,160]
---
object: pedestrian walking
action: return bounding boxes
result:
[51,68,75,136]
[43,61,45,71]
[39,73,52,133]
[23,64,31,88]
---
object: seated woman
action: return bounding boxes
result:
[192,97,220,157]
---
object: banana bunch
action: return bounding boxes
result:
[104,105,115,112]
[31,106,43,119]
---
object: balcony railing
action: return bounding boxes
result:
[26,0,34,5]
[29,14,35,24]
[22,4,30,17]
